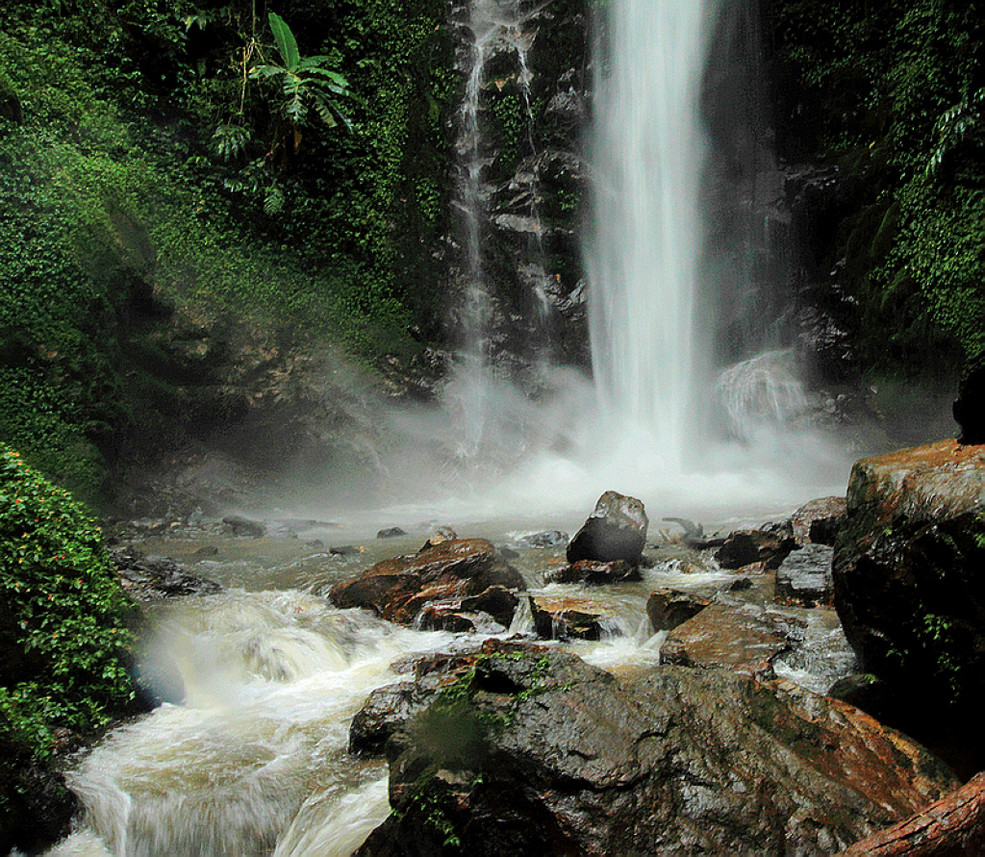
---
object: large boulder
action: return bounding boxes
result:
[329,539,526,626]
[790,496,847,546]
[356,642,957,856]
[659,603,790,680]
[566,490,648,565]
[832,440,985,708]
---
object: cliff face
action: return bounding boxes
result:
[759,0,985,387]
[442,0,592,379]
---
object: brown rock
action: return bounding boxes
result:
[836,771,985,856]
[646,588,710,631]
[357,645,958,857]
[529,594,618,640]
[790,496,847,545]
[329,539,525,625]
[660,603,789,679]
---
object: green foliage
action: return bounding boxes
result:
[0,0,453,498]
[769,0,985,378]
[0,444,135,817]
[250,13,354,135]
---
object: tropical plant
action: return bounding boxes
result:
[249,12,354,152]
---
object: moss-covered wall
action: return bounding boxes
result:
[763,0,985,383]
[0,0,455,504]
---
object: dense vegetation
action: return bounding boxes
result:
[0,0,452,502]
[766,0,985,382]
[0,443,135,850]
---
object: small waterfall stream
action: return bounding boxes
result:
[446,0,549,466]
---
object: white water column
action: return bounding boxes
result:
[588,0,718,466]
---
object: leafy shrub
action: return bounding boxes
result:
[0,444,135,823]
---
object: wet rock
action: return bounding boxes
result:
[715,527,795,570]
[517,530,568,548]
[377,527,407,539]
[358,642,957,857]
[953,363,985,445]
[329,539,525,626]
[776,544,834,607]
[418,606,504,634]
[544,558,641,585]
[836,772,985,856]
[420,525,457,551]
[111,547,222,600]
[529,594,617,641]
[349,646,498,756]
[567,490,648,565]
[660,603,790,679]
[833,440,985,709]
[728,577,754,592]
[460,585,519,628]
[646,588,711,631]
[790,496,847,545]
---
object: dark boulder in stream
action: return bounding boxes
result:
[356,641,957,857]
[775,543,834,607]
[329,538,525,626]
[111,547,222,600]
[566,490,648,565]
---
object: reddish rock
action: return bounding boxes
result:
[833,440,985,708]
[660,603,789,679]
[646,588,710,631]
[544,558,641,585]
[529,594,618,640]
[790,496,847,545]
[837,771,985,856]
[329,539,525,625]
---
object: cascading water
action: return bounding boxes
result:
[587,1,718,466]
[445,0,550,468]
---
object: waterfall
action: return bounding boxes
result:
[445,0,548,467]
[587,1,718,467]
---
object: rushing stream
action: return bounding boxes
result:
[42,520,854,857]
